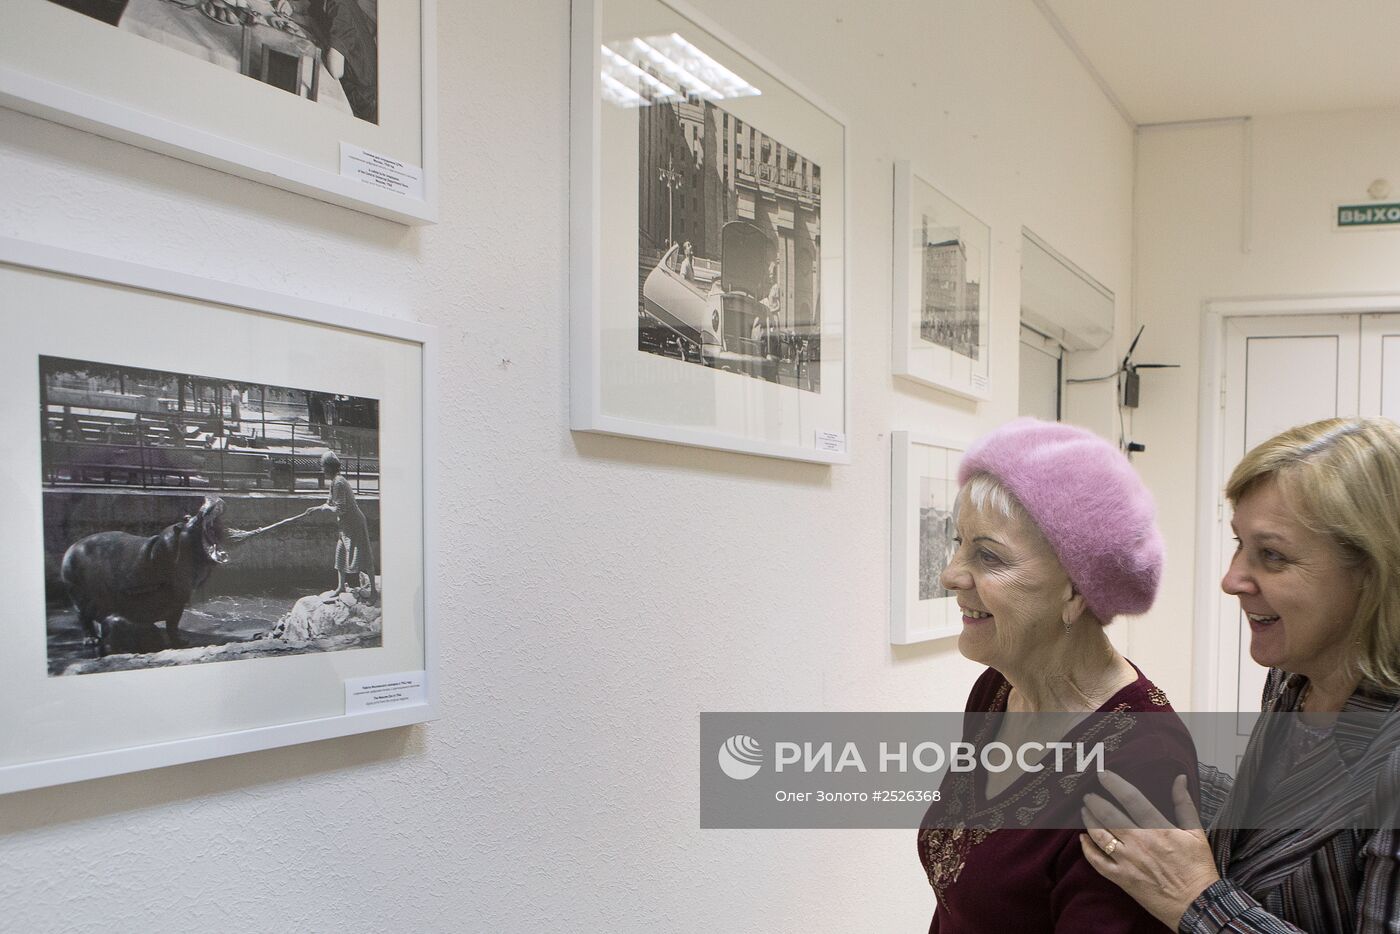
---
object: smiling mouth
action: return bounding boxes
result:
[960,607,993,622]
[1246,612,1280,630]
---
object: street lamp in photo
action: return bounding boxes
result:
[658,152,682,248]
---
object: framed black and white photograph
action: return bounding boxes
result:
[892,161,991,401]
[0,237,438,793]
[571,0,848,463]
[41,355,385,676]
[891,431,963,644]
[1,0,436,224]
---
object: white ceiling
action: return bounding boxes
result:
[1041,0,1400,125]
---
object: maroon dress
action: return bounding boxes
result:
[917,665,1200,933]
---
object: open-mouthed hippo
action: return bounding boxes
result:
[61,496,230,654]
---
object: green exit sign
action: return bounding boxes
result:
[1337,203,1400,228]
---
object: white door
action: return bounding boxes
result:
[1360,314,1400,417]
[1019,325,1062,421]
[1217,315,1359,716]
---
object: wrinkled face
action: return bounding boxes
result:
[1221,480,1366,680]
[940,489,1076,671]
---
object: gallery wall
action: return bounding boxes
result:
[0,1,1135,930]
[1132,108,1400,710]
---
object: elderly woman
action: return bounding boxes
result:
[1080,416,1400,933]
[918,418,1198,933]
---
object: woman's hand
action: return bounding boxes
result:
[1079,771,1221,930]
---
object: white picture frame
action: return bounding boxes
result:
[0,236,439,794]
[892,161,991,401]
[1,0,437,226]
[570,0,850,464]
[891,430,963,644]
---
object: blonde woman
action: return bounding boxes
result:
[1081,417,1400,933]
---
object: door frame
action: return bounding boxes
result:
[1192,294,1400,712]
[1018,323,1065,421]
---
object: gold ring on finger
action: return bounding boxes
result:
[1103,836,1121,857]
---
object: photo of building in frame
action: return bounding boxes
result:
[636,91,823,392]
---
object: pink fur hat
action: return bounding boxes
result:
[957,418,1164,622]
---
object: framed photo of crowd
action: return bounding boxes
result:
[891,431,964,644]
[892,161,991,401]
[0,0,437,225]
[570,0,850,463]
[0,237,439,794]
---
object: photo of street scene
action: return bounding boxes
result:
[39,355,382,676]
[919,216,982,361]
[637,93,822,392]
[918,475,954,601]
[45,0,379,124]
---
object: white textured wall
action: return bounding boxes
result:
[1133,109,1400,708]
[0,1,1133,930]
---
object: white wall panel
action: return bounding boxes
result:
[0,1,1134,930]
[1135,110,1400,709]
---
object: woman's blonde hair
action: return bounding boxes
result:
[1226,417,1400,692]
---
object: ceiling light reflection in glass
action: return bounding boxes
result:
[600,32,761,108]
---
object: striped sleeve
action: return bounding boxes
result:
[1359,827,1400,932]
[1196,763,1233,828]
[1178,830,1400,933]
[1357,753,1400,932]
[1178,880,1303,933]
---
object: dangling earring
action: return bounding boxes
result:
[1064,620,1074,635]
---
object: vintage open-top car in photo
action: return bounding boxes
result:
[640,220,779,382]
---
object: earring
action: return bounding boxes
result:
[1064,620,1074,635]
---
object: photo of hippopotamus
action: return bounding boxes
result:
[40,354,383,676]
[61,496,230,653]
